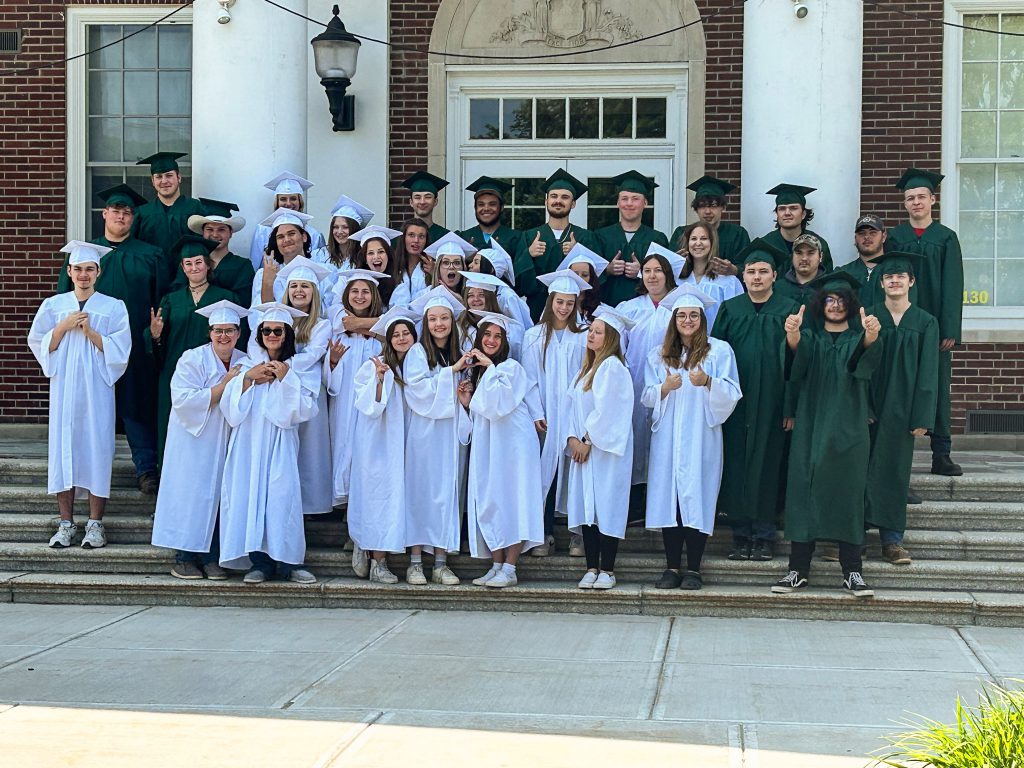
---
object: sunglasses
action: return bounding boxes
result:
[260,327,285,337]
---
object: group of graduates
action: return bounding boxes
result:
[29,150,963,596]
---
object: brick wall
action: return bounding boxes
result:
[952,344,1024,435]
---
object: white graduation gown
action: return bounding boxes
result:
[497,286,534,330]
[641,339,742,534]
[218,351,317,568]
[348,361,409,553]
[565,358,634,538]
[403,345,471,552]
[324,306,382,504]
[151,344,245,552]
[680,273,744,331]
[292,320,332,515]
[27,292,131,498]
[389,266,429,308]
[466,360,545,557]
[248,222,327,270]
[521,324,586,513]
[618,295,673,484]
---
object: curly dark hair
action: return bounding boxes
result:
[807,286,861,327]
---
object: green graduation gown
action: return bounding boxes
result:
[885,222,963,440]
[783,326,882,544]
[146,284,235,463]
[132,195,204,285]
[760,228,834,272]
[843,258,885,308]
[516,223,601,320]
[56,235,166,425]
[427,222,450,245]
[594,223,669,306]
[865,304,939,532]
[773,267,826,305]
[712,291,800,525]
[457,224,527,277]
[669,221,751,269]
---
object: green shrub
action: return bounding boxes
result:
[871,681,1024,768]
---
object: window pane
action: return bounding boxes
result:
[588,177,617,205]
[962,63,997,109]
[469,99,499,140]
[124,25,157,68]
[514,207,546,231]
[514,177,546,207]
[963,15,998,61]
[536,99,565,139]
[603,97,632,139]
[1002,15,1024,61]
[126,167,155,201]
[999,112,1024,157]
[159,71,191,114]
[959,211,995,259]
[636,98,667,138]
[88,71,122,115]
[996,212,1024,255]
[89,117,122,162]
[124,117,158,160]
[88,25,122,69]
[996,165,1024,209]
[158,24,192,68]
[963,259,995,300]
[124,71,157,115]
[569,98,599,139]
[587,208,619,230]
[995,260,1024,305]
[959,163,996,209]
[962,111,997,157]
[89,168,124,208]
[999,62,1024,109]
[502,99,533,139]
[159,117,191,152]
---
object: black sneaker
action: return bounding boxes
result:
[655,569,683,589]
[680,570,703,590]
[906,489,923,505]
[930,455,963,477]
[771,570,808,593]
[842,571,875,597]
[750,539,775,561]
[727,537,752,561]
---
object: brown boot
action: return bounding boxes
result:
[882,543,912,565]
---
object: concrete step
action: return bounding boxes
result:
[0,457,138,488]
[2,571,1022,627]
[0,484,154,515]
[911,471,1024,503]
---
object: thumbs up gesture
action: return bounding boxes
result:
[561,230,577,256]
[688,364,710,388]
[528,231,546,259]
[608,250,625,276]
[785,304,805,350]
[860,307,881,345]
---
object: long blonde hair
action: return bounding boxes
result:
[576,320,624,392]
[285,281,321,345]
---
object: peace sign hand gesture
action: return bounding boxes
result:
[149,307,164,340]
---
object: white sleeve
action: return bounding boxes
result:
[404,346,456,420]
[353,358,393,418]
[27,300,64,379]
[97,300,132,387]
[170,350,216,437]
[469,360,530,421]
[702,342,743,428]
[583,360,634,456]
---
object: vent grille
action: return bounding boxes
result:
[966,410,1024,435]
[0,29,22,55]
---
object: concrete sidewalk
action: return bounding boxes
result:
[0,605,1021,768]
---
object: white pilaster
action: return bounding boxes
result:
[739,0,863,265]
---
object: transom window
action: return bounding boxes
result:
[469,96,667,141]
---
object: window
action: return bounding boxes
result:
[469,96,667,141]
[586,177,657,231]
[490,177,547,231]
[957,12,1024,308]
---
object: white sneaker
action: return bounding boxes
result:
[593,572,616,590]
[578,571,599,589]
[351,545,369,578]
[288,568,317,584]
[369,559,398,584]
[81,520,106,549]
[486,569,518,588]
[472,565,500,586]
[49,521,76,548]
[530,534,555,557]
[569,533,585,557]
[431,565,461,585]
[243,569,267,584]
[406,562,427,585]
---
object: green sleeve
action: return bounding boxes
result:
[55,256,72,293]
[911,317,941,431]
[848,334,882,380]
[652,229,669,247]
[940,233,964,342]
[514,233,538,300]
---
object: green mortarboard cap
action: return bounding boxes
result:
[198,198,240,219]
[97,183,146,210]
[402,171,449,195]
[895,167,944,193]
[172,234,220,260]
[136,151,187,175]
[734,237,788,270]
[869,250,921,277]
[466,176,513,200]
[807,269,862,296]
[543,169,588,199]
[611,170,657,197]
[687,174,736,200]
[767,183,816,207]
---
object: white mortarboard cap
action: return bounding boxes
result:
[558,243,610,278]
[278,255,333,285]
[250,301,307,327]
[259,207,313,230]
[369,306,420,337]
[459,271,501,293]
[61,240,112,266]
[473,310,519,333]
[195,299,248,327]
[645,242,686,278]
[479,240,516,282]
[424,232,477,258]
[665,284,717,312]
[410,285,466,319]
[592,304,637,335]
[334,268,388,287]
[329,195,374,228]
[264,171,314,196]
[536,269,592,296]
[354,225,402,246]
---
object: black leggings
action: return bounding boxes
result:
[662,525,708,573]
[581,524,619,572]
[789,540,863,576]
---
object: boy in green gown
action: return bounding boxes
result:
[669,175,750,273]
[712,238,798,561]
[843,214,888,308]
[131,152,203,285]
[885,168,964,477]
[401,171,450,244]
[595,170,669,306]
[759,183,834,272]
[185,198,255,309]
[773,233,828,304]
[457,175,525,261]
[864,252,939,566]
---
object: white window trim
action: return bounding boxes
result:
[65,5,193,240]
[943,0,1024,338]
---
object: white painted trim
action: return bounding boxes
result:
[65,6,193,239]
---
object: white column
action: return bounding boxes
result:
[191,0,309,254]
[739,0,863,265]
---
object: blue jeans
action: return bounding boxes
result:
[731,520,776,540]
[175,521,220,565]
[248,550,303,579]
[878,528,904,546]
[122,416,157,476]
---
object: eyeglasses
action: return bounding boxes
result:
[439,259,463,268]
[260,327,285,337]
[210,328,238,336]
[824,296,847,306]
